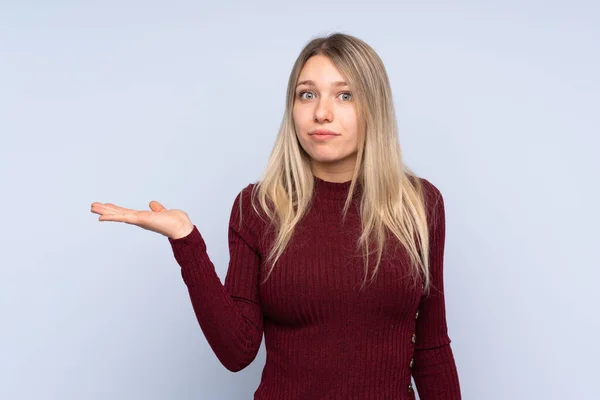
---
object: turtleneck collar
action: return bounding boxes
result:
[313,175,362,200]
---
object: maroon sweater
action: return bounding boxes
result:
[168,175,461,399]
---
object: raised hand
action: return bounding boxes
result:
[90,200,194,239]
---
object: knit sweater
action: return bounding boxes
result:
[168,175,461,399]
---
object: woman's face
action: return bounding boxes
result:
[292,55,359,180]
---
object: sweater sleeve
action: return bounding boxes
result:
[167,185,264,372]
[412,180,461,399]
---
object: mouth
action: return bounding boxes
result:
[310,129,340,136]
[309,129,340,142]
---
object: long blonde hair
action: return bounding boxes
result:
[242,32,433,293]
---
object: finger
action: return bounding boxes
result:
[90,204,106,215]
[103,203,135,213]
[98,213,135,224]
[149,201,166,212]
[98,213,121,222]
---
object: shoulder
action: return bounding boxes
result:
[406,174,445,231]
[406,174,443,206]
[230,181,266,229]
[235,182,258,206]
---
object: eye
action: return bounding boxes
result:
[339,92,352,101]
[298,91,315,100]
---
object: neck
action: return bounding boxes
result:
[310,154,357,183]
[312,174,362,200]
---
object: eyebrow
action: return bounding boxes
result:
[295,80,349,88]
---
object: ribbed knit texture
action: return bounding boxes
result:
[168,175,461,399]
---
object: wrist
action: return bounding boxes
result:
[172,221,194,240]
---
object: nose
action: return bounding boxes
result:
[313,98,333,123]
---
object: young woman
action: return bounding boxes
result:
[91,33,461,399]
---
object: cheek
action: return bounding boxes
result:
[292,109,304,132]
[340,110,358,134]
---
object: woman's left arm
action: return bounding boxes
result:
[412,180,462,399]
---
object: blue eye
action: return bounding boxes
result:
[297,91,352,101]
[298,91,314,100]
[339,92,352,101]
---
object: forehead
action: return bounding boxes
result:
[297,55,346,83]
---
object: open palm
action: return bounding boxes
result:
[90,200,193,239]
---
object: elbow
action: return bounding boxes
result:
[204,314,263,372]
[223,362,248,373]
[214,335,262,373]
[219,350,259,372]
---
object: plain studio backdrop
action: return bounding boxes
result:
[1,1,598,399]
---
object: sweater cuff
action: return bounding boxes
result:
[167,225,213,286]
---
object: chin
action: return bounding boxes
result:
[310,153,346,164]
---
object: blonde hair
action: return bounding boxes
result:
[242,32,434,293]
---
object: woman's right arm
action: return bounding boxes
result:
[168,185,264,372]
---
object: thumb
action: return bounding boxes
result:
[149,200,166,212]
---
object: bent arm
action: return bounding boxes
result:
[168,186,263,372]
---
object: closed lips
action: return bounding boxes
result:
[311,130,339,135]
